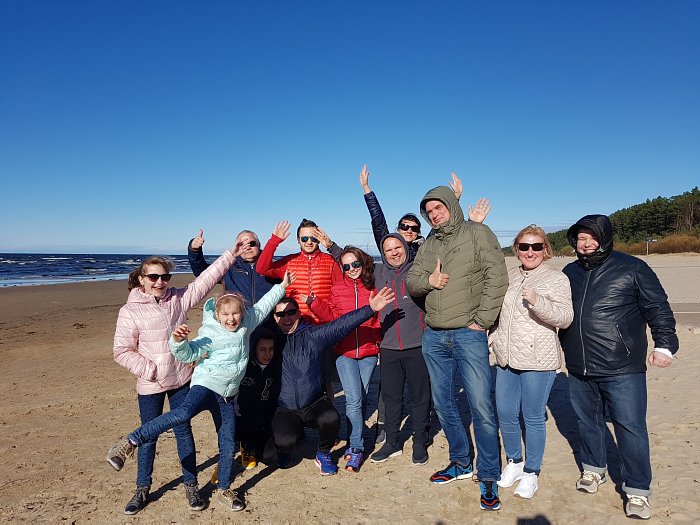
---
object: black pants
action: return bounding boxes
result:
[272,397,340,453]
[380,346,431,446]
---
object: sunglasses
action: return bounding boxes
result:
[342,261,363,271]
[274,308,298,318]
[239,240,257,248]
[300,236,319,244]
[143,273,173,282]
[398,223,420,233]
[517,243,545,252]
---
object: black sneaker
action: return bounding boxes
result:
[184,482,206,511]
[370,442,403,463]
[480,480,502,511]
[124,485,149,515]
[375,424,386,445]
[412,442,429,466]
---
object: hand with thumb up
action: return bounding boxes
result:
[428,259,449,290]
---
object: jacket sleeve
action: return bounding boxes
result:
[256,235,290,279]
[113,307,157,381]
[634,261,679,353]
[528,273,574,329]
[187,241,211,278]
[473,226,509,329]
[309,295,336,323]
[364,191,391,252]
[312,305,375,354]
[180,250,235,312]
[247,284,287,329]
[405,243,433,297]
[327,242,343,261]
[169,334,212,364]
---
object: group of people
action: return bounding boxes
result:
[107,167,678,520]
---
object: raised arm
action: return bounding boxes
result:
[256,222,293,279]
[187,229,211,277]
[360,165,391,251]
[247,271,295,329]
[180,241,240,312]
[313,226,343,261]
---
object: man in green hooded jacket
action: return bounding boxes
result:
[406,184,508,511]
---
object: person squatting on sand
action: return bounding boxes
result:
[107,268,295,513]
[489,225,573,499]
[256,218,341,323]
[111,246,242,515]
[270,288,395,475]
[559,214,679,520]
[303,246,382,472]
[406,184,508,511]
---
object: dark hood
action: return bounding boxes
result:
[419,186,464,239]
[567,214,614,270]
[379,232,411,270]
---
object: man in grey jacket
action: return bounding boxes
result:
[406,184,507,512]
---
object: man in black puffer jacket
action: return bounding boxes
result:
[558,214,678,520]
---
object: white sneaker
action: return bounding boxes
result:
[625,495,651,520]
[497,459,524,488]
[576,470,607,493]
[514,472,538,499]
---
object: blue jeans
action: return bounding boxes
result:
[568,372,651,496]
[495,366,555,474]
[422,327,500,480]
[131,385,236,490]
[335,355,378,451]
[135,384,197,487]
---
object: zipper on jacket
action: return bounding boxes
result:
[615,324,631,357]
[394,273,403,350]
[251,262,256,303]
[579,271,592,375]
[354,280,360,358]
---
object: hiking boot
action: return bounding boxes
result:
[315,450,338,476]
[107,437,136,471]
[576,470,607,493]
[184,482,206,511]
[375,424,386,445]
[240,447,257,470]
[124,485,149,515]
[498,458,524,488]
[429,461,473,484]
[514,472,538,499]
[370,442,402,463]
[411,441,428,466]
[625,495,651,519]
[217,489,245,512]
[345,448,364,473]
[480,480,502,511]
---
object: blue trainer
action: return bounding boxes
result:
[315,451,338,476]
[479,480,502,511]
[429,461,473,484]
[345,448,364,473]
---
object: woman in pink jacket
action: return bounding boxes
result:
[112,242,240,515]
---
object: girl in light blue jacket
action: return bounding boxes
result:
[108,270,295,513]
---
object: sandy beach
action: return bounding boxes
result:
[0,254,698,524]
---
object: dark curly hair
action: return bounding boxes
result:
[340,246,375,290]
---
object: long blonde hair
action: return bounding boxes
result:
[127,256,174,290]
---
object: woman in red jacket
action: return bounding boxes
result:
[304,246,381,472]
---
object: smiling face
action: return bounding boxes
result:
[216,302,244,332]
[516,233,546,271]
[424,199,450,227]
[138,263,170,298]
[236,231,261,263]
[341,253,363,280]
[576,228,600,255]
[297,227,320,254]
[254,338,274,365]
[397,220,420,243]
[382,237,407,268]
[274,301,301,334]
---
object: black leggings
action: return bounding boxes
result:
[272,397,340,453]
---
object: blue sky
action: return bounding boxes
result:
[1,1,698,255]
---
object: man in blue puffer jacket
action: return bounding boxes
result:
[270,288,395,476]
[559,214,678,520]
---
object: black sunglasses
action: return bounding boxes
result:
[274,308,299,318]
[143,273,173,282]
[398,223,420,233]
[300,236,319,243]
[239,240,257,248]
[342,261,363,271]
[517,243,544,252]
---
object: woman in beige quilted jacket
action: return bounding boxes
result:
[489,225,573,499]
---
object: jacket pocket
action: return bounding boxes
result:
[615,324,632,357]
